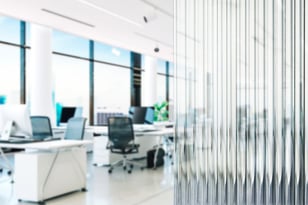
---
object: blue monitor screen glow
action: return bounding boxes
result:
[144,107,154,124]
[0,104,32,138]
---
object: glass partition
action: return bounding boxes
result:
[174,0,306,204]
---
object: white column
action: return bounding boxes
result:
[29,24,55,125]
[142,56,157,106]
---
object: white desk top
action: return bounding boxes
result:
[0,140,92,150]
[53,125,174,137]
[134,128,174,137]
[86,125,174,137]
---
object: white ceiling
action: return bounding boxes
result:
[0,0,174,61]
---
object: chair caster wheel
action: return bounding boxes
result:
[123,166,126,170]
[130,164,134,168]
[140,167,144,170]
[108,169,112,174]
[128,170,132,174]
[7,170,12,175]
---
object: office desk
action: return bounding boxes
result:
[52,126,94,152]
[0,140,91,203]
[92,126,174,167]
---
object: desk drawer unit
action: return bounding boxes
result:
[14,147,87,202]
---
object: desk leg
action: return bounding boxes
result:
[40,151,60,198]
[69,148,87,185]
[40,148,87,200]
[0,148,13,182]
[153,136,164,169]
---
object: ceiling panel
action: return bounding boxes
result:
[0,0,173,61]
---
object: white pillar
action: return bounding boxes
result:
[29,24,55,125]
[142,56,157,106]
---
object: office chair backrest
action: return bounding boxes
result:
[30,116,53,140]
[108,116,134,148]
[64,117,87,140]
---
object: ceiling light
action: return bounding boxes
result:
[78,0,142,27]
[41,8,94,28]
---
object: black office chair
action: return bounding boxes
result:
[30,116,53,140]
[64,117,87,140]
[107,116,143,174]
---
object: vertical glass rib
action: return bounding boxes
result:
[174,0,305,204]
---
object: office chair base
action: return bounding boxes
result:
[108,157,144,174]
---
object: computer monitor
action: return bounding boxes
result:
[0,104,32,138]
[129,106,154,124]
[144,107,154,124]
[60,106,83,123]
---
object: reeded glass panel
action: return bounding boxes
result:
[174,0,306,204]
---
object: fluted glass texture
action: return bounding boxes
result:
[174,0,307,204]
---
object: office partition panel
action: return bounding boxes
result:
[174,0,306,204]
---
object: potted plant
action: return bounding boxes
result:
[154,101,169,121]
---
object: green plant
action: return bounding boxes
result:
[154,101,169,121]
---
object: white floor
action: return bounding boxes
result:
[0,152,174,205]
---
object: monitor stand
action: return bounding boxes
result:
[1,120,14,140]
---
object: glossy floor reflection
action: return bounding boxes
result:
[0,153,174,205]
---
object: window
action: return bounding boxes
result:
[0,44,20,103]
[94,42,130,67]
[53,55,90,121]
[0,16,20,44]
[156,59,167,103]
[94,63,130,124]
[0,16,22,104]
[168,62,174,121]
[53,30,89,58]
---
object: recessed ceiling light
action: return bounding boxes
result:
[41,8,95,28]
[78,0,142,27]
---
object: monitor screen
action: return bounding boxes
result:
[0,104,32,138]
[60,107,83,123]
[144,107,154,124]
[129,106,154,124]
